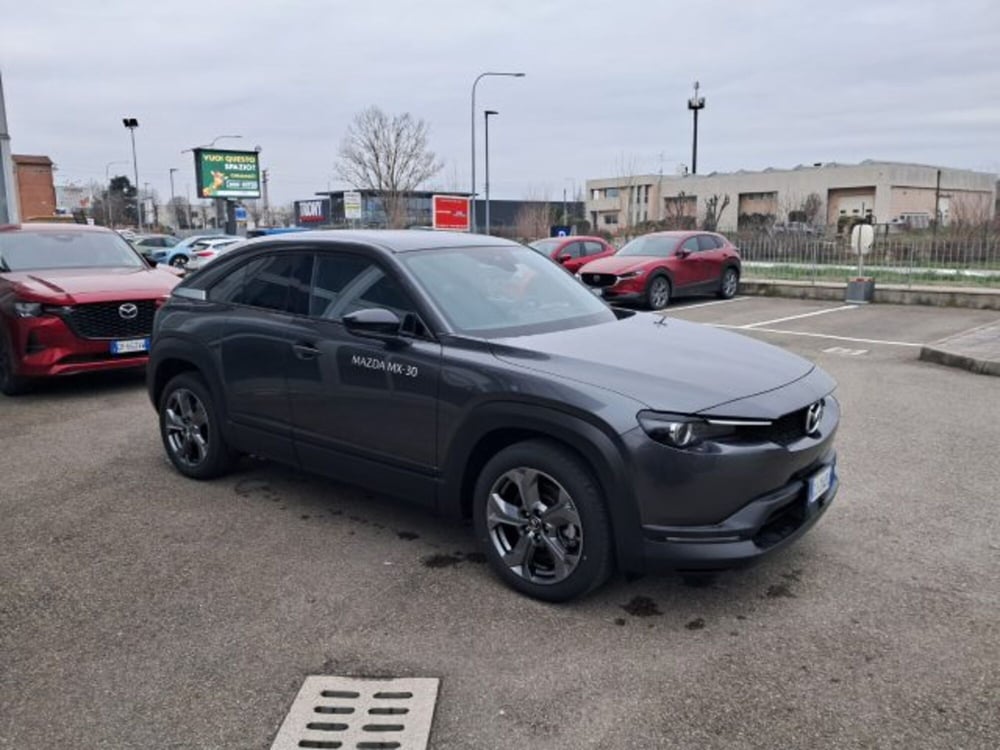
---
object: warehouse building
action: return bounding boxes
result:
[585,160,997,234]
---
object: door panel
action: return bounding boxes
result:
[669,236,705,290]
[697,234,726,287]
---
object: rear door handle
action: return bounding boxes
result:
[292,343,321,360]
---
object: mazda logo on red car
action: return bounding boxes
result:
[118,303,138,320]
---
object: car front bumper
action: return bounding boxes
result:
[7,315,150,378]
[639,460,838,571]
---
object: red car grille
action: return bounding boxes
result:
[581,272,618,288]
[60,301,156,340]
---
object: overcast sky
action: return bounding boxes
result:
[2,0,999,207]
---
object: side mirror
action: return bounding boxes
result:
[556,254,571,264]
[676,249,690,259]
[343,308,403,340]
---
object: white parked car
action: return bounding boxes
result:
[185,238,242,271]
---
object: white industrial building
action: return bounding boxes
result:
[585,160,998,234]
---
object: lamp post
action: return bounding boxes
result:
[122,117,141,230]
[687,81,706,175]
[484,110,499,235]
[168,168,178,230]
[104,159,129,227]
[470,71,524,232]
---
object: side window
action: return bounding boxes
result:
[583,241,605,256]
[208,253,311,313]
[698,234,720,251]
[558,242,583,259]
[310,254,371,318]
[681,237,701,254]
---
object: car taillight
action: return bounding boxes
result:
[194,250,214,257]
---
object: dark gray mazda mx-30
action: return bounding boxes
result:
[148,230,839,601]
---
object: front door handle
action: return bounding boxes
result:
[292,343,321,360]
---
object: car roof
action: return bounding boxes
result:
[258,229,523,254]
[0,222,114,234]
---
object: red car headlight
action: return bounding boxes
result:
[13,301,43,318]
[618,270,645,280]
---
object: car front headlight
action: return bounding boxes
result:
[618,270,644,280]
[13,301,43,318]
[637,411,773,449]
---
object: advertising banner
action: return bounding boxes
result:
[344,191,363,220]
[194,149,261,199]
[432,195,470,231]
[295,198,331,225]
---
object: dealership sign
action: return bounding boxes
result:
[194,148,261,199]
[432,195,470,231]
[295,198,330,225]
[344,191,363,220]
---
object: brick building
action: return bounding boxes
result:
[13,154,56,219]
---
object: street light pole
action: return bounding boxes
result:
[470,71,524,233]
[687,81,706,175]
[168,168,178,229]
[484,110,498,235]
[122,117,141,230]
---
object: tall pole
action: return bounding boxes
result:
[484,110,498,235]
[687,81,706,175]
[123,118,141,231]
[470,71,524,233]
[262,168,270,226]
[169,168,177,230]
[0,70,18,224]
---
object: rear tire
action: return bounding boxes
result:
[645,275,672,310]
[159,372,235,479]
[473,439,614,602]
[718,267,739,299]
[169,255,189,268]
[0,333,30,396]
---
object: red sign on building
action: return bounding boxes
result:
[432,195,471,231]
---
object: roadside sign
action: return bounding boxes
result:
[344,191,362,220]
[295,198,330,225]
[234,206,248,221]
[193,148,261,199]
[550,225,571,237]
[851,224,874,255]
[432,195,470,231]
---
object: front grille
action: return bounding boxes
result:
[61,301,156,340]
[582,272,618,288]
[743,407,809,446]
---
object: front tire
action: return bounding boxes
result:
[718,267,739,299]
[473,440,613,602]
[645,275,671,310]
[169,255,189,269]
[0,333,30,396]
[159,372,234,479]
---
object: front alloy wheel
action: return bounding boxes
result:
[646,276,671,310]
[164,387,210,469]
[719,268,739,299]
[486,468,583,585]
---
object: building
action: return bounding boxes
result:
[12,154,56,219]
[300,190,583,236]
[586,160,998,234]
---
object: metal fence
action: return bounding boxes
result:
[730,235,1000,288]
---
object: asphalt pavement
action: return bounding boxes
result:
[1,297,998,749]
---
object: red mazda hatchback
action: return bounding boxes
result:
[528,235,617,273]
[0,223,180,395]
[577,231,741,309]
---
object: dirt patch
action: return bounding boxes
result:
[685,617,706,630]
[397,531,419,541]
[620,596,662,617]
[423,553,463,568]
[463,551,487,564]
[766,583,797,599]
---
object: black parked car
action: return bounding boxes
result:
[148,231,839,601]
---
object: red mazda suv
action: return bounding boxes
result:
[0,223,180,395]
[528,235,617,273]
[577,231,741,309]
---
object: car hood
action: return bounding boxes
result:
[490,313,827,416]
[3,267,179,303]
[579,256,654,274]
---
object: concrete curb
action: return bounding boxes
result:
[918,322,1000,377]
[740,279,1000,310]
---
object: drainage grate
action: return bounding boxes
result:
[271,676,440,750]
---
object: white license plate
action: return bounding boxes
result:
[110,338,149,354]
[807,464,833,506]
[591,287,604,297]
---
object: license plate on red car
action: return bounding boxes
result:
[110,338,149,355]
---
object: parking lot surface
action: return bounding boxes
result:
[2,297,999,749]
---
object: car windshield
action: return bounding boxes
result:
[617,235,681,257]
[528,239,561,253]
[0,230,146,272]
[401,245,615,337]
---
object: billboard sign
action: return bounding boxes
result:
[344,191,363,220]
[295,198,330,225]
[194,149,261,199]
[432,195,470,231]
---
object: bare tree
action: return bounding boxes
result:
[514,202,551,240]
[336,106,443,228]
[702,194,730,231]
[614,153,641,240]
[801,192,824,226]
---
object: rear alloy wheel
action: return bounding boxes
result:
[473,440,613,602]
[169,255,189,268]
[646,275,671,310]
[159,372,234,479]
[0,334,30,396]
[719,267,739,299]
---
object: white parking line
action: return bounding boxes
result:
[742,305,857,329]
[712,324,923,348]
[671,296,752,311]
